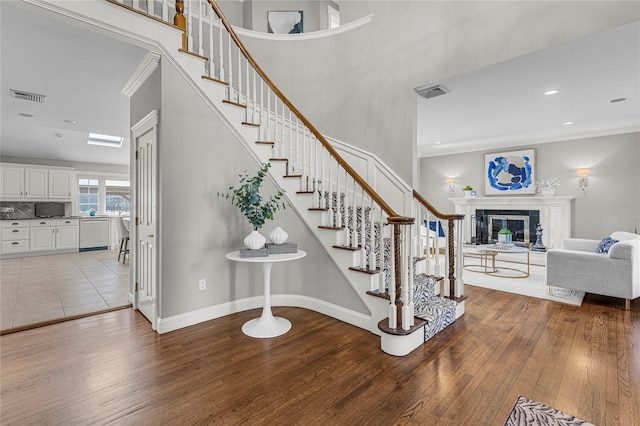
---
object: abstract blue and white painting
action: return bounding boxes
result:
[484,149,536,195]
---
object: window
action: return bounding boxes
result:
[78,179,99,213]
[105,180,130,214]
[77,176,130,215]
[328,5,340,29]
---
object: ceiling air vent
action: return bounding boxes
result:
[415,84,450,99]
[10,89,46,103]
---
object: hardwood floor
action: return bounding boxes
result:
[1,286,638,425]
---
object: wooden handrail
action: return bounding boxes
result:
[204,0,412,225]
[413,190,464,221]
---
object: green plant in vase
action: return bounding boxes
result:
[219,163,286,250]
[498,228,512,244]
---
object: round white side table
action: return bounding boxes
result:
[225,250,306,338]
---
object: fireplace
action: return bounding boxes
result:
[474,209,540,246]
[450,196,574,250]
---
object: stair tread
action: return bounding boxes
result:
[332,244,361,251]
[222,99,247,109]
[296,191,315,194]
[318,225,345,230]
[378,317,427,336]
[349,266,380,275]
[256,141,275,145]
[284,174,303,178]
[269,158,288,162]
[178,48,208,61]
[309,207,329,211]
[201,75,229,86]
[242,122,260,127]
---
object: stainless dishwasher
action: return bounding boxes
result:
[79,218,110,251]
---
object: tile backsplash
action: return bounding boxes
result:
[0,202,72,220]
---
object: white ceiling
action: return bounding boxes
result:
[417,20,640,157]
[1,2,638,166]
[0,1,148,166]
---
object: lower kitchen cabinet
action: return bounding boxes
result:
[1,219,79,257]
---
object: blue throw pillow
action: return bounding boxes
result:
[595,237,618,254]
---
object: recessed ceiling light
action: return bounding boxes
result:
[544,89,559,96]
[563,121,574,125]
[610,97,627,103]
[53,133,63,138]
[18,113,34,118]
[87,132,124,148]
[63,119,77,124]
[434,141,443,145]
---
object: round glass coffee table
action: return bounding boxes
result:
[465,244,530,278]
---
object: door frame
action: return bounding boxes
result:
[131,109,160,330]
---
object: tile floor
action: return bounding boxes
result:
[0,249,130,331]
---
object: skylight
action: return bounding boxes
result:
[87,132,124,148]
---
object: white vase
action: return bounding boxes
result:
[541,189,555,197]
[244,229,266,250]
[269,226,288,244]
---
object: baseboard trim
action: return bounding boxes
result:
[155,295,371,334]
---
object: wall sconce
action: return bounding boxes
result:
[576,168,590,191]
[446,177,456,197]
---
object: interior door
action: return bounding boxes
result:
[132,111,159,329]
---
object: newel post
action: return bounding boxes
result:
[174,0,187,50]
[393,223,403,319]
[447,218,456,298]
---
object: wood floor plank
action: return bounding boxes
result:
[1,286,638,425]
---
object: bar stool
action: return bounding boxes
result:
[117,216,130,263]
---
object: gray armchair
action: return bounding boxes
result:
[546,231,640,309]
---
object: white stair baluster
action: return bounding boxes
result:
[218,20,224,81]
[237,46,242,104]
[208,11,214,77]
[197,0,203,55]
[227,33,233,100]
[186,0,193,51]
[162,0,169,21]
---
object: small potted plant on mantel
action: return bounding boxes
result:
[462,185,474,197]
[219,163,286,257]
[498,228,513,244]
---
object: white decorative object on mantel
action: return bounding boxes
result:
[450,196,575,250]
[244,229,266,250]
[269,226,288,244]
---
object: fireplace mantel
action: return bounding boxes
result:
[450,196,575,249]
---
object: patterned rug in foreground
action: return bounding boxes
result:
[505,396,596,426]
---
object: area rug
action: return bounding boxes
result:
[463,260,585,306]
[505,396,596,425]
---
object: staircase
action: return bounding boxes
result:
[42,0,466,356]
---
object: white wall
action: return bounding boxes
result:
[419,132,640,239]
[241,0,336,33]
[240,1,639,189]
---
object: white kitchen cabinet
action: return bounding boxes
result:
[1,167,24,199]
[1,220,29,254]
[1,164,74,200]
[30,225,56,251]
[57,224,79,249]
[30,219,79,252]
[25,168,48,199]
[49,170,73,199]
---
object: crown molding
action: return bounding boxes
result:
[121,51,161,97]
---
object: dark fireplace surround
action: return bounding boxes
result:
[473,209,540,246]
